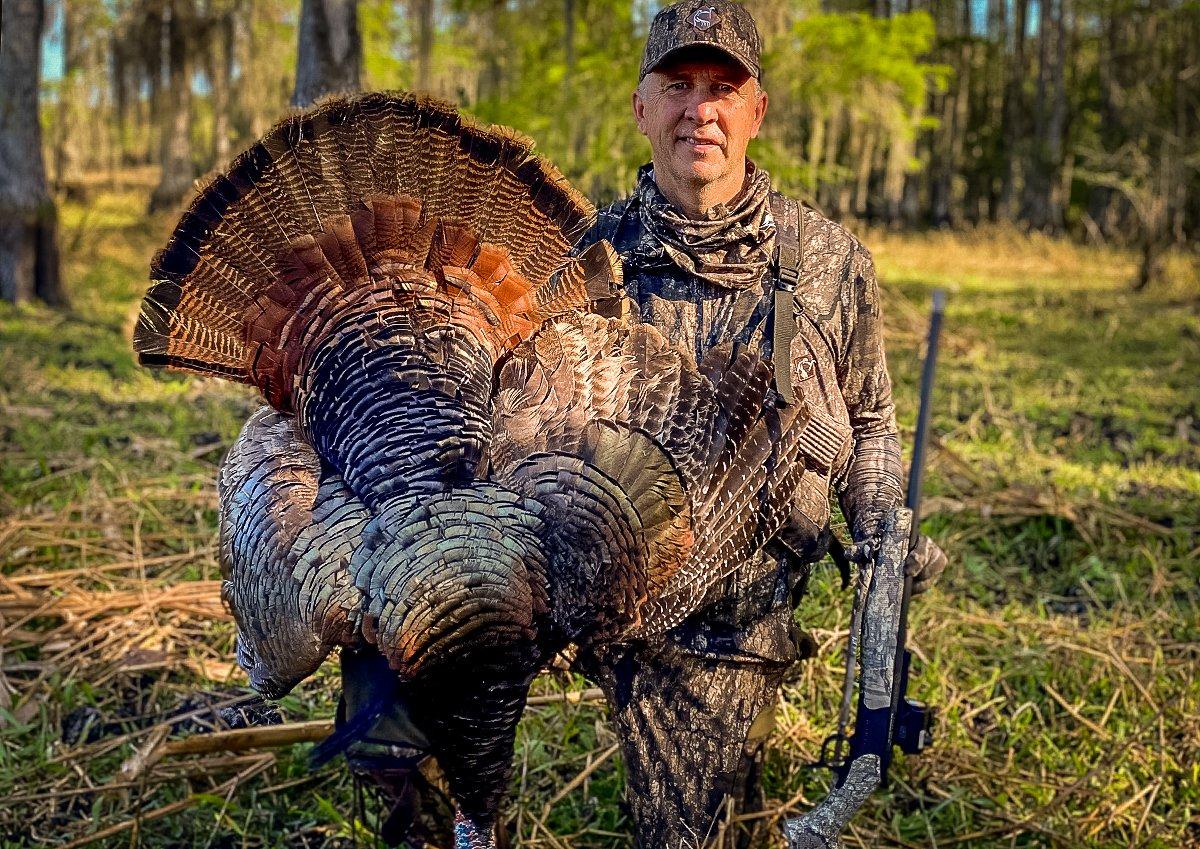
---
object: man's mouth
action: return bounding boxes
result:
[679,136,721,150]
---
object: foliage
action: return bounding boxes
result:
[457,0,649,204]
[361,0,411,89]
[785,12,945,115]
[757,11,950,195]
[37,0,1198,258]
[0,187,1196,848]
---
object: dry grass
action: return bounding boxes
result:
[0,190,1197,848]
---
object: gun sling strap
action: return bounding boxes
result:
[771,195,804,406]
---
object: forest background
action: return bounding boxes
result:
[7,0,1200,294]
[0,0,1198,847]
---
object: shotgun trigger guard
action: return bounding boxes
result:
[812,731,851,771]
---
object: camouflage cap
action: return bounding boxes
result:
[639,0,762,82]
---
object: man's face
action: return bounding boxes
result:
[633,49,767,193]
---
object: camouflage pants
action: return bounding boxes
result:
[579,553,815,849]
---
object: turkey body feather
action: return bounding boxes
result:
[136,92,821,845]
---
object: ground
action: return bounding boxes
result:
[0,183,1197,848]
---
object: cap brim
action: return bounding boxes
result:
[643,43,759,80]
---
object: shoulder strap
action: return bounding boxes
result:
[770,194,804,405]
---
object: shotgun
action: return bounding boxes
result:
[783,288,946,849]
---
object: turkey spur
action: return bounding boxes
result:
[135,92,822,846]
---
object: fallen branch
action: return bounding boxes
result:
[160,719,333,757]
[120,688,607,775]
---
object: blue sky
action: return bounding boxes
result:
[41,3,65,82]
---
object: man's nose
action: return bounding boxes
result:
[684,92,719,124]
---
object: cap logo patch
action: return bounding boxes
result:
[691,6,719,30]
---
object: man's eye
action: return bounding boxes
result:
[667,81,689,92]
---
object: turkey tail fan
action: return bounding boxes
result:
[490,315,824,640]
[134,91,622,388]
[491,312,633,470]
[530,239,623,319]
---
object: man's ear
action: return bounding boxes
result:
[750,88,768,139]
[633,88,648,136]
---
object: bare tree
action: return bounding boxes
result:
[148,0,198,213]
[412,0,435,94]
[293,0,362,107]
[1080,138,1198,290]
[0,0,65,305]
[206,9,236,165]
[1021,0,1068,231]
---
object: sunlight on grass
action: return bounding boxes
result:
[0,189,1196,848]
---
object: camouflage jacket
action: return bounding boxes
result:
[574,178,903,661]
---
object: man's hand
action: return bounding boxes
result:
[845,533,947,595]
[904,535,947,595]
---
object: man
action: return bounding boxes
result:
[572,2,947,846]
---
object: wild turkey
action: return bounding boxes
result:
[135,92,819,847]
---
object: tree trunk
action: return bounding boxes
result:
[1089,7,1122,239]
[1171,6,1194,244]
[837,116,856,217]
[806,109,825,199]
[412,0,435,94]
[882,122,912,224]
[476,0,504,102]
[820,108,843,215]
[564,0,576,79]
[148,0,195,213]
[564,0,586,169]
[0,0,65,306]
[853,127,877,218]
[209,13,235,166]
[293,0,362,107]
[235,0,271,139]
[998,0,1028,221]
[1022,0,1067,230]
[53,0,84,193]
[950,40,973,224]
[981,0,1006,219]
[111,32,132,167]
[1135,229,1167,291]
[928,87,953,226]
[1045,0,1068,232]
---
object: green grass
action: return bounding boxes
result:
[0,192,1196,848]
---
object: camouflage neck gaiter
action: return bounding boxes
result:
[633,159,776,291]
